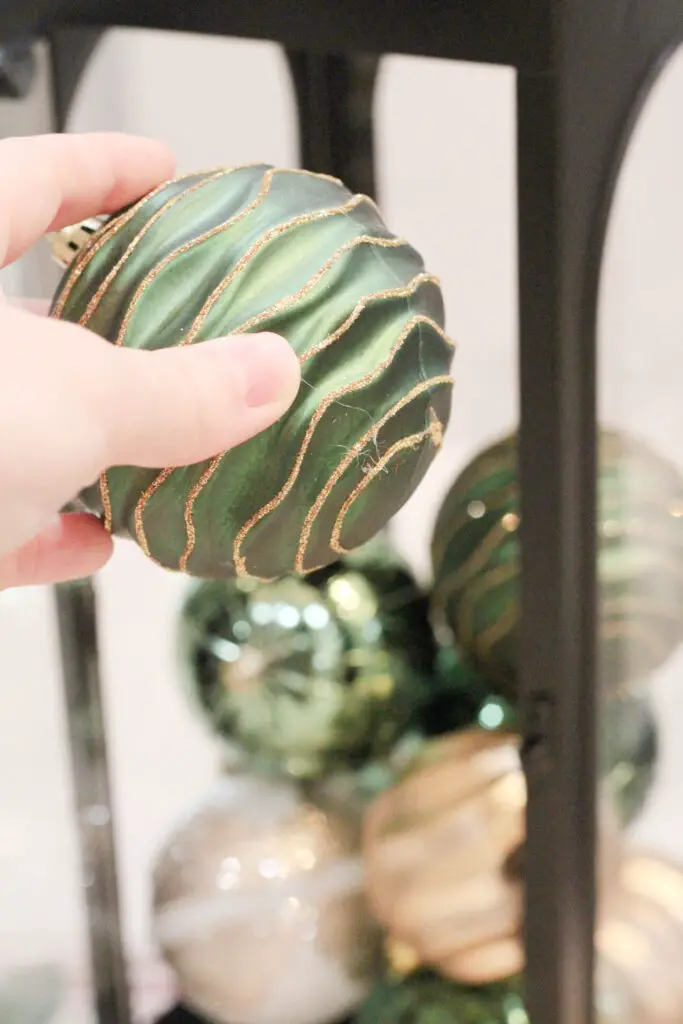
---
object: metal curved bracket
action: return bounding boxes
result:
[48,27,104,129]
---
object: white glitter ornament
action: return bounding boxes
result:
[152,773,380,1024]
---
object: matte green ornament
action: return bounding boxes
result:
[49,166,453,579]
[431,429,683,700]
[356,970,527,1024]
[179,541,437,779]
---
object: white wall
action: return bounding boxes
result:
[1,30,683,1022]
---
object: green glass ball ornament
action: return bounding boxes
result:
[356,970,527,1024]
[602,691,657,827]
[179,541,437,779]
[431,429,683,699]
[49,167,454,579]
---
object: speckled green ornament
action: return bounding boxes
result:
[50,166,453,579]
[602,691,657,826]
[356,970,527,1024]
[179,542,436,778]
[431,429,683,699]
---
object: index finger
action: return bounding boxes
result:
[0,132,175,267]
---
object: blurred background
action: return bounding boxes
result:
[1,31,683,1023]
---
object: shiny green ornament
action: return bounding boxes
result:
[180,542,437,778]
[50,167,453,579]
[431,429,683,700]
[602,691,657,826]
[356,970,527,1024]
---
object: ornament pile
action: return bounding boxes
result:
[48,174,683,1023]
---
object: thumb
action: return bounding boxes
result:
[91,331,301,468]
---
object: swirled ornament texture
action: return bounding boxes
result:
[431,430,683,699]
[50,166,454,579]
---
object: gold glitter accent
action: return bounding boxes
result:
[78,171,232,328]
[229,235,418,338]
[295,374,453,573]
[99,473,113,534]
[133,468,173,561]
[432,520,513,608]
[330,418,443,554]
[300,274,450,363]
[50,170,205,318]
[230,315,451,578]
[179,193,380,348]
[178,454,226,572]
[158,244,437,572]
[114,167,345,348]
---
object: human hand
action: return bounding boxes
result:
[0,133,301,590]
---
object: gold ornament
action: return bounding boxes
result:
[363,728,623,986]
[597,851,683,1023]
[152,773,380,1024]
[363,729,525,985]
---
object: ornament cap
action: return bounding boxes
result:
[47,215,109,268]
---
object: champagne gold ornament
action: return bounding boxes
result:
[363,727,623,986]
[180,541,436,779]
[431,430,683,699]
[363,729,526,985]
[49,166,453,579]
[152,773,381,1024]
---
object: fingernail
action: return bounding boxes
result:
[221,333,300,408]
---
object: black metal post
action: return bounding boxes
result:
[517,5,683,1021]
[285,50,379,197]
[53,580,131,1024]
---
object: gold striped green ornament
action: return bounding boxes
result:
[431,430,683,699]
[49,166,454,579]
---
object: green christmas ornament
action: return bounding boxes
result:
[49,166,453,579]
[180,542,437,778]
[356,970,527,1024]
[602,691,657,826]
[431,429,683,699]
[415,643,516,739]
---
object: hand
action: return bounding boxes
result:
[0,133,300,590]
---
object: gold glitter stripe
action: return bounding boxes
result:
[299,273,446,362]
[100,475,113,535]
[455,559,518,653]
[178,455,226,572]
[225,234,415,338]
[330,417,444,555]
[50,169,207,318]
[432,520,513,608]
[228,314,451,579]
[179,193,381,348]
[114,167,346,348]
[78,171,234,328]
[295,374,453,574]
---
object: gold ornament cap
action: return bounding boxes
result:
[47,215,109,269]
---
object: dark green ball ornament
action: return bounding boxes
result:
[431,429,683,700]
[50,166,453,579]
[356,970,527,1024]
[179,541,437,778]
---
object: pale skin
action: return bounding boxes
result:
[0,132,301,590]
